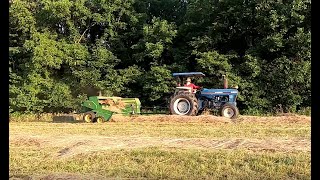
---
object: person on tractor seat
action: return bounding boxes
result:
[184,77,201,91]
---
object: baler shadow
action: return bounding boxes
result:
[52,115,84,123]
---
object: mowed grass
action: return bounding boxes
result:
[9,121,310,139]
[10,147,310,179]
[9,116,311,179]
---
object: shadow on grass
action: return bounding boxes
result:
[52,115,84,123]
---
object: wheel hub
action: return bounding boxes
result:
[84,114,93,122]
[173,98,191,115]
[177,101,189,112]
[97,117,104,123]
[223,107,235,118]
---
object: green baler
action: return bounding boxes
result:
[81,96,141,123]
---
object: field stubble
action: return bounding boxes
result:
[9,114,311,179]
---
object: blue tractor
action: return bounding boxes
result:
[169,72,240,119]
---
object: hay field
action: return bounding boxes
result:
[9,114,310,179]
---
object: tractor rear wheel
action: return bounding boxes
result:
[220,103,239,119]
[83,111,96,123]
[169,93,198,116]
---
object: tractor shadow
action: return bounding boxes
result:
[52,114,84,123]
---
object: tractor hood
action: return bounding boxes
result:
[201,88,238,95]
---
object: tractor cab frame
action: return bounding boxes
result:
[172,72,205,94]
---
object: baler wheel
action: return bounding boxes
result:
[220,103,239,119]
[83,111,96,123]
[96,117,105,123]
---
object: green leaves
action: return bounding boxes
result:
[28,32,64,69]
[47,82,74,111]
[9,0,311,114]
[240,55,261,78]
[143,65,174,101]
[132,17,177,64]
[9,0,36,34]
[195,51,232,77]
[143,17,177,44]
[145,42,164,59]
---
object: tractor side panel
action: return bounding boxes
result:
[200,88,238,102]
[198,88,238,109]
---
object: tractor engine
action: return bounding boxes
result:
[200,95,230,110]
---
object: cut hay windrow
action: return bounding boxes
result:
[111,114,234,124]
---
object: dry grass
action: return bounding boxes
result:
[9,114,310,179]
[9,117,310,139]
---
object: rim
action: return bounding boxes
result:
[97,117,104,123]
[84,114,93,122]
[223,107,235,118]
[173,98,191,115]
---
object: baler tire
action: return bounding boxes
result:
[83,111,96,123]
[96,116,105,123]
[169,94,198,116]
[220,103,239,119]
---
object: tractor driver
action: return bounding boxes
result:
[184,77,201,91]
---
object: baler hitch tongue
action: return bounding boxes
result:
[81,96,141,123]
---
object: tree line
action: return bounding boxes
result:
[9,0,311,115]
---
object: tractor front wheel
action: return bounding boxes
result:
[220,103,239,119]
[169,93,198,116]
[83,111,96,123]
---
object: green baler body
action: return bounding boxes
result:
[82,96,141,122]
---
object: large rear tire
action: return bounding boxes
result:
[220,103,239,119]
[169,93,198,116]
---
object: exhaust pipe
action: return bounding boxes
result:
[222,75,228,89]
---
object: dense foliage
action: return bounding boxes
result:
[9,0,311,114]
